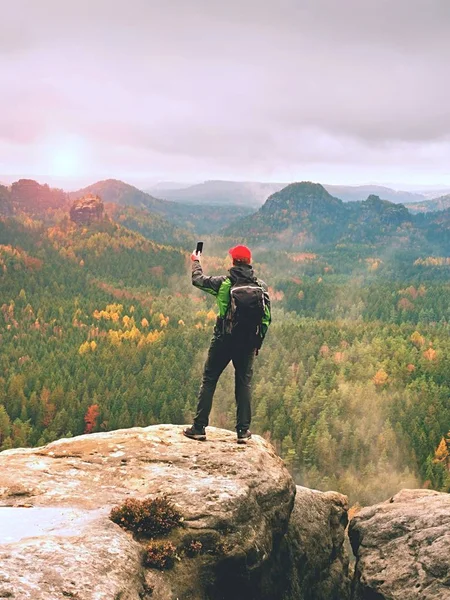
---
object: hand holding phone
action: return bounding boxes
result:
[191,241,204,262]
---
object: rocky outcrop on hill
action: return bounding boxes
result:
[0,425,349,600]
[349,489,450,600]
[10,179,67,212]
[70,193,104,224]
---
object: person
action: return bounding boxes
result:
[184,245,271,443]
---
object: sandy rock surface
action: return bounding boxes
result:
[0,425,295,599]
[349,489,450,600]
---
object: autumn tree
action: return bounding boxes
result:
[84,404,100,434]
[434,436,450,468]
[373,369,389,387]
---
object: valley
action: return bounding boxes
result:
[0,178,449,507]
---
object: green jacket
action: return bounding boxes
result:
[191,259,271,343]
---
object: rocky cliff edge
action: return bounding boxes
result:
[0,425,349,600]
[349,489,450,600]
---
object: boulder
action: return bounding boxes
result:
[279,486,350,600]
[349,489,450,599]
[0,425,349,600]
[70,194,104,224]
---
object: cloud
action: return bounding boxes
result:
[1,0,449,185]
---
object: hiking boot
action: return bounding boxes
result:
[237,429,252,444]
[183,425,206,441]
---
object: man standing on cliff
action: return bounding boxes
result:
[184,245,271,444]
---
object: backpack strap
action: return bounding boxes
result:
[216,277,232,318]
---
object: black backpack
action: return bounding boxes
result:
[225,282,266,346]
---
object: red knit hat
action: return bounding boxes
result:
[229,245,252,262]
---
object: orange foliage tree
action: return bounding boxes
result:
[84,404,100,434]
[423,347,437,361]
[373,369,389,387]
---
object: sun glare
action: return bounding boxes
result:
[52,150,79,177]
[44,135,87,179]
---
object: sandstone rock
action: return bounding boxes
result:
[0,425,350,599]
[349,489,450,599]
[10,179,67,212]
[0,425,287,599]
[70,193,104,224]
[280,486,350,600]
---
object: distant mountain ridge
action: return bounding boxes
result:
[224,181,449,253]
[323,184,426,205]
[0,178,253,236]
[69,179,170,212]
[406,194,450,214]
[70,179,253,234]
[154,180,285,206]
[148,181,194,191]
[223,182,347,246]
[154,180,430,207]
[3,177,450,249]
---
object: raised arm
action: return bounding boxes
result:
[191,259,226,296]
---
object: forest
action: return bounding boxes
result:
[0,180,449,506]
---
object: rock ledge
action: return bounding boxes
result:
[349,489,450,600]
[0,425,349,600]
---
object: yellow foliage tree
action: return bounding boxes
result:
[78,341,91,355]
[159,314,169,327]
[93,303,122,322]
[434,437,449,464]
[108,330,121,345]
[124,326,140,341]
[410,331,425,347]
[145,331,164,344]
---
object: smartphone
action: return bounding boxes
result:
[196,241,204,255]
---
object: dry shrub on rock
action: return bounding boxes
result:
[110,496,182,537]
[143,541,177,569]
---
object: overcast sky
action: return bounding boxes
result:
[1,0,449,189]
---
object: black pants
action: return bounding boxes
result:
[194,334,255,431]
